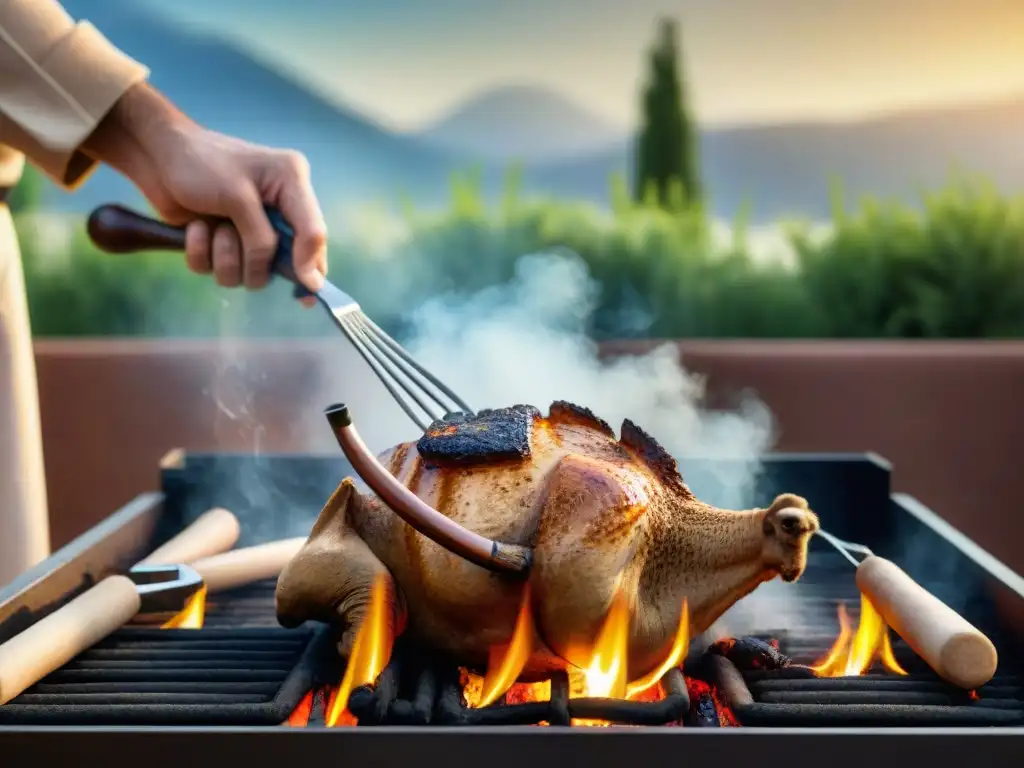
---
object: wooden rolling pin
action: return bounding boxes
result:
[191,537,305,594]
[855,555,998,689]
[139,507,241,566]
[0,507,240,705]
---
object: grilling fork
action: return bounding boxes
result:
[814,528,998,689]
[87,204,474,432]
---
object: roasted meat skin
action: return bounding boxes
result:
[276,401,819,681]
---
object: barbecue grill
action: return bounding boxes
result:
[0,449,1022,766]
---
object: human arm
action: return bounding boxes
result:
[0,0,146,187]
[0,0,327,292]
[80,83,328,292]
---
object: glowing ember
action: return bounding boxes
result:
[285,690,314,727]
[325,573,395,727]
[161,585,207,629]
[463,669,550,709]
[285,686,334,727]
[812,593,908,677]
[505,680,551,704]
[687,678,739,727]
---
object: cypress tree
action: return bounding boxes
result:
[633,18,702,208]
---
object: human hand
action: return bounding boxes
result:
[83,84,327,300]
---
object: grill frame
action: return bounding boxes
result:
[0,726,1022,767]
[0,450,1023,765]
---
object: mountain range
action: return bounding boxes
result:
[44,0,1024,225]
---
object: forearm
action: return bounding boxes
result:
[0,0,148,187]
[80,82,188,187]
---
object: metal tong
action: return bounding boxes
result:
[0,507,242,705]
[814,528,998,689]
[86,204,474,432]
[126,563,205,626]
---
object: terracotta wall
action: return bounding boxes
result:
[31,339,1024,573]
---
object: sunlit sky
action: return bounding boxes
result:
[138,0,1024,132]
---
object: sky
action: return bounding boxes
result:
[138,0,1024,132]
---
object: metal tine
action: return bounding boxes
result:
[348,314,466,417]
[358,314,474,415]
[338,315,448,432]
[338,317,438,432]
[342,317,443,425]
[815,528,874,568]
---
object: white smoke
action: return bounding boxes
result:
[204,244,826,642]
[382,251,775,497]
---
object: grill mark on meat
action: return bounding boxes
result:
[388,443,410,477]
[402,453,426,581]
[435,469,457,520]
[582,502,647,547]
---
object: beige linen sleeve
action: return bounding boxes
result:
[0,0,149,188]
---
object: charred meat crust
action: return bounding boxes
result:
[417,404,541,467]
[618,418,690,494]
[547,400,615,437]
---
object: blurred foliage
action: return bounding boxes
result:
[15,168,1024,339]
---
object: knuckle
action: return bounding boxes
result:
[213,225,238,251]
[305,226,328,250]
[280,150,310,178]
[251,232,279,261]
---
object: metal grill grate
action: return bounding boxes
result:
[0,581,331,725]
[202,580,283,628]
[698,552,1024,727]
[732,671,1024,726]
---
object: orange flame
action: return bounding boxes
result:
[325,574,395,727]
[812,593,908,677]
[475,584,536,708]
[161,585,207,629]
[626,600,689,700]
[463,584,690,725]
[580,588,631,700]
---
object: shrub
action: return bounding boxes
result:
[18,172,1024,339]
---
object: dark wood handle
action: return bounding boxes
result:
[87,204,187,254]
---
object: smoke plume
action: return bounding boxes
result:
[375,251,775,492]
[205,247,835,638]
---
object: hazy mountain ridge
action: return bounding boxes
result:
[50,0,467,216]
[415,84,626,163]
[43,0,1024,225]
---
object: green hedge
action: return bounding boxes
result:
[19,171,1024,339]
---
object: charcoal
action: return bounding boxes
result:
[709,636,791,671]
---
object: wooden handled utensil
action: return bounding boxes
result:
[816,529,998,689]
[190,537,306,594]
[0,507,241,705]
[86,203,474,433]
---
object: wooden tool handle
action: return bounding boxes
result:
[0,508,242,706]
[139,507,241,566]
[191,537,305,594]
[856,555,998,689]
[87,205,186,254]
[0,576,141,705]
